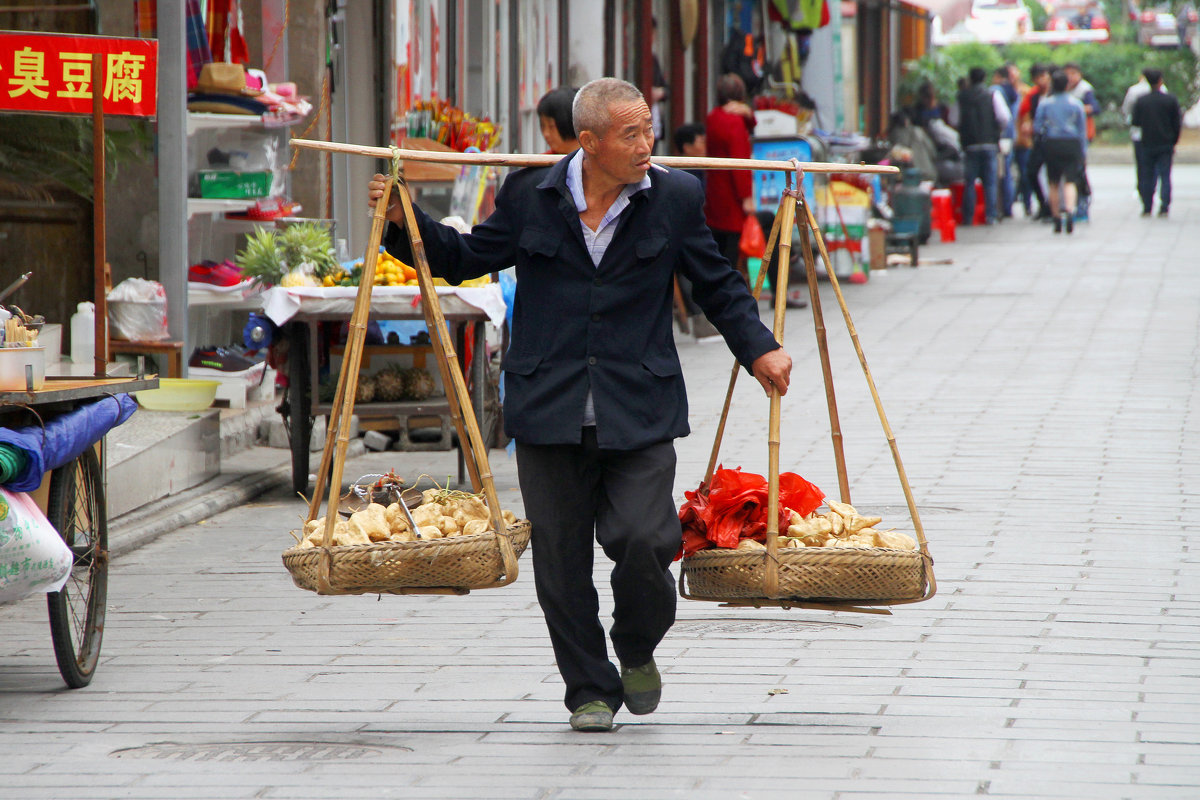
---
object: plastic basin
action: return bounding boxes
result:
[0,346,46,391]
[134,378,220,411]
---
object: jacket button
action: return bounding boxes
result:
[588,356,597,366]
[591,313,600,322]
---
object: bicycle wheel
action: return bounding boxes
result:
[45,447,108,688]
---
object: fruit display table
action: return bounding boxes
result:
[263,284,506,495]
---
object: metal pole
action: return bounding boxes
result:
[158,1,188,372]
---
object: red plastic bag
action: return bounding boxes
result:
[676,466,825,558]
[738,213,766,259]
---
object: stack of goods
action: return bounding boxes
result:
[678,466,915,555]
[1,309,40,347]
[323,250,417,287]
[319,366,436,405]
[293,487,518,549]
[188,62,312,124]
[403,100,498,151]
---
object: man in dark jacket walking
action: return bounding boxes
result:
[370,78,792,733]
[957,66,1011,225]
[1131,69,1182,217]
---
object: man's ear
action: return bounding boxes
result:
[579,130,599,154]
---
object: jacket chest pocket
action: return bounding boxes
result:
[518,227,562,259]
[635,235,668,262]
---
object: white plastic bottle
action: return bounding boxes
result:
[70,301,95,365]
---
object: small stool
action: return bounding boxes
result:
[108,339,184,378]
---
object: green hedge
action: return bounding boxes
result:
[899,42,1198,133]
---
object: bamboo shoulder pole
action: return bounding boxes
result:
[290,138,899,176]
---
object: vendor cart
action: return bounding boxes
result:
[1,375,157,687]
[264,284,505,495]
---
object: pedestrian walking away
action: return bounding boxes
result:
[1064,63,1098,221]
[1016,64,1051,220]
[1034,70,1087,234]
[991,64,1020,219]
[1121,70,1161,194]
[956,66,1010,226]
[1130,69,1182,218]
[368,77,792,733]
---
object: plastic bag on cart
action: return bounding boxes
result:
[0,394,136,492]
[0,488,72,605]
[107,278,170,341]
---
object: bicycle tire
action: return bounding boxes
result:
[45,447,108,689]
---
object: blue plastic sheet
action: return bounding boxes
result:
[0,393,136,492]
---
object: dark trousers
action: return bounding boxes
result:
[516,428,680,712]
[1133,141,1145,192]
[1137,145,1174,213]
[1020,142,1047,213]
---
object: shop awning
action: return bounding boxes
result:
[899,0,973,30]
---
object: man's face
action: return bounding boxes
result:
[588,99,654,184]
[1036,72,1051,90]
[1007,65,1020,85]
[1065,68,1081,88]
[681,134,706,158]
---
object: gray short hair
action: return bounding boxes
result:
[572,78,644,138]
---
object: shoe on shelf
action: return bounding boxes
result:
[621,659,662,715]
[188,346,257,372]
[189,260,243,287]
[569,701,614,732]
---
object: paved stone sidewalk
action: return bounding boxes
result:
[1,165,1197,799]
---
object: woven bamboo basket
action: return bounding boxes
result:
[681,544,928,603]
[282,520,531,596]
[678,168,935,611]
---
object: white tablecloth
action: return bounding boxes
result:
[259,284,506,328]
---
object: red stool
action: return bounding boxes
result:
[972,181,987,225]
[948,181,965,224]
[931,189,956,243]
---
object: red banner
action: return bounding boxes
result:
[0,31,157,117]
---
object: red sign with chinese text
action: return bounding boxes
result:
[0,31,157,117]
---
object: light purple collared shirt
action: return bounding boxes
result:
[564,150,652,426]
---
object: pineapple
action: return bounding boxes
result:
[374,365,406,402]
[403,367,437,401]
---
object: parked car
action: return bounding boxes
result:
[1136,4,1196,48]
[1046,2,1109,32]
[961,0,1031,43]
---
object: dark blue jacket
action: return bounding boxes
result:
[384,154,780,450]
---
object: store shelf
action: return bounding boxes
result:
[187,198,259,218]
[186,112,267,135]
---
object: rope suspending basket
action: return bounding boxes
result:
[677,161,936,613]
[280,155,529,596]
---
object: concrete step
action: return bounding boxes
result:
[106,390,281,518]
